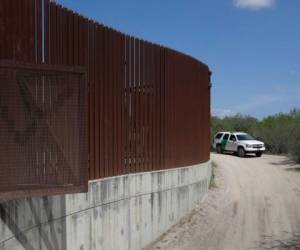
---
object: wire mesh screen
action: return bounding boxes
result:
[0,61,88,201]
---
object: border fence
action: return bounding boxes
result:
[0,61,88,201]
[0,0,211,199]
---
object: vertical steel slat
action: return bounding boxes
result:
[67,11,73,65]
[10,0,14,60]
[30,0,36,62]
[112,30,117,176]
[146,42,150,171]
[116,32,123,175]
[103,27,108,177]
[61,8,68,65]
[23,0,29,62]
[172,51,176,167]
[49,2,54,64]
[104,27,109,177]
[59,6,63,64]
[135,39,140,173]
[16,0,22,60]
[113,31,121,175]
[54,3,59,64]
[120,34,126,175]
[164,49,168,168]
[159,47,163,169]
[15,0,21,60]
[110,28,115,177]
[57,6,62,64]
[98,25,105,179]
[162,47,166,169]
[169,51,174,168]
[53,4,58,64]
[94,24,100,179]
[166,50,170,168]
[140,41,145,172]
[155,45,160,170]
[44,0,50,64]
[73,14,79,65]
[106,28,111,177]
[147,42,152,171]
[158,46,162,170]
[110,29,114,176]
[0,0,7,59]
[143,41,148,172]
[31,0,37,63]
[149,44,154,172]
[129,37,134,173]
[106,27,112,177]
[92,22,97,179]
[116,31,120,175]
[124,35,130,174]
[149,43,153,172]
[152,44,157,170]
[36,0,42,63]
[157,46,162,170]
[78,15,85,66]
[54,4,59,64]
[88,21,95,179]
[146,43,150,171]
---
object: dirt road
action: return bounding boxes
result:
[146,153,300,250]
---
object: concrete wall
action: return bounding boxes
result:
[0,161,211,250]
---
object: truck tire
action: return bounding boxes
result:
[238,147,245,157]
[216,144,222,154]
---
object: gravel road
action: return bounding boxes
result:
[146,153,300,250]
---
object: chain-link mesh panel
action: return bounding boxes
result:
[0,61,87,201]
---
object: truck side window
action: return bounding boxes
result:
[215,133,223,139]
[230,135,236,141]
[223,134,229,140]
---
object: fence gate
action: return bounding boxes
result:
[0,61,88,201]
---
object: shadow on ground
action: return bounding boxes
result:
[269,158,300,172]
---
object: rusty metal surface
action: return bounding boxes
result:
[0,0,36,63]
[0,61,88,201]
[1,0,211,185]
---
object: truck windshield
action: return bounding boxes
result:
[236,134,254,141]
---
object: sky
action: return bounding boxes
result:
[57,0,300,119]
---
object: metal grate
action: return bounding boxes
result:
[0,61,88,201]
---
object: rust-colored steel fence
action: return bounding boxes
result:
[0,0,211,198]
[0,61,88,201]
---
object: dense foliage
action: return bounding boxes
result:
[211,109,300,163]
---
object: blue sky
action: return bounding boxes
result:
[57,0,300,119]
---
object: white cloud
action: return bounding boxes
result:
[233,0,275,10]
[212,108,236,118]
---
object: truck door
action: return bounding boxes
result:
[221,133,230,151]
[227,134,238,151]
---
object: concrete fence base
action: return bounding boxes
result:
[0,161,211,250]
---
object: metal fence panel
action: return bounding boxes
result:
[0,0,211,186]
[0,61,88,201]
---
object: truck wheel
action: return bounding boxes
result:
[216,144,222,154]
[256,152,262,157]
[238,147,245,157]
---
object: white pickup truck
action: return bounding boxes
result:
[213,132,265,157]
